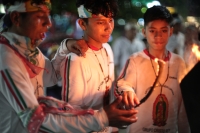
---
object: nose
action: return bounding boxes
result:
[43,15,52,28]
[155,31,162,37]
[105,22,113,32]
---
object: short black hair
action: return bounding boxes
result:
[76,0,119,18]
[143,6,172,27]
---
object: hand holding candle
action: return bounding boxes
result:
[134,58,165,108]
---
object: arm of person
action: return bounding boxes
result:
[0,50,137,133]
[114,57,140,109]
[60,53,87,104]
[43,39,88,87]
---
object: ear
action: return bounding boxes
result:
[142,28,146,37]
[78,19,86,31]
[10,11,20,27]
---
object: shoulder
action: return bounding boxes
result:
[129,50,148,64]
[170,52,184,62]
[169,52,186,69]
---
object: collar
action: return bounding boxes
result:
[143,49,171,61]
[2,32,40,65]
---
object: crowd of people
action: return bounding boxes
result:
[0,0,199,132]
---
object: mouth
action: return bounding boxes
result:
[39,33,46,40]
[102,35,110,39]
[154,42,163,45]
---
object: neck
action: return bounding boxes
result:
[148,48,167,60]
[7,29,38,51]
[83,36,103,50]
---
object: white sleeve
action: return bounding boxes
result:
[0,46,108,133]
[42,108,109,133]
[42,39,70,87]
[60,53,88,104]
[115,57,136,96]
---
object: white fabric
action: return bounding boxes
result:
[60,42,114,108]
[60,42,114,132]
[166,32,185,58]
[6,3,27,12]
[116,51,190,133]
[0,32,108,133]
[112,36,146,76]
[77,5,92,18]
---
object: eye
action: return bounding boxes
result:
[97,21,104,24]
[149,30,154,33]
[109,19,114,23]
[162,30,168,33]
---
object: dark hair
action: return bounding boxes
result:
[76,0,119,18]
[143,6,172,27]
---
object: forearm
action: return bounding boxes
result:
[41,108,109,133]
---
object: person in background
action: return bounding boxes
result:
[0,0,138,132]
[112,22,146,77]
[166,13,185,58]
[114,6,190,133]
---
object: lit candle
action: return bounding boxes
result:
[154,58,159,76]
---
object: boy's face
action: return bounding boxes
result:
[17,10,51,43]
[143,19,173,51]
[81,15,114,44]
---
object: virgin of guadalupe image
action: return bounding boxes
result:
[153,94,169,126]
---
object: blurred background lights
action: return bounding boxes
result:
[117,19,126,25]
[141,7,147,13]
[0,4,5,13]
[166,7,176,14]
[137,18,144,26]
[135,2,142,7]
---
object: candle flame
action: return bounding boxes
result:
[154,58,166,76]
[191,44,200,60]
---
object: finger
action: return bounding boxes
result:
[122,92,130,110]
[117,108,138,116]
[134,94,140,105]
[117,115,138,126]
[127,92,134,108]
[72,45,82,56]
[77,39,88,56]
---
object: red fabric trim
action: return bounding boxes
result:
[27,104,46,133]
[63,57,68,102]
[1,70,24,110]
[0,35,47,78]
[38,97,94,115]
[88,44,102,51]
[143,49,171,61]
